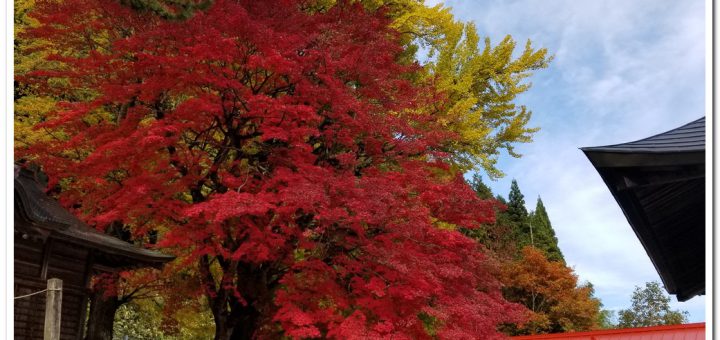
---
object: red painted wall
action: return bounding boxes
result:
[512,323,705,340]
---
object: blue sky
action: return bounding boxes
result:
[426,0,706,322]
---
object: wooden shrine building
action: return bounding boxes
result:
[14,165,174,339]
[581,117,705,301]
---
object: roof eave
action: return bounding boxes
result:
[581,148,704,168]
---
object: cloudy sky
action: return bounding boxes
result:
[427,0,706,322]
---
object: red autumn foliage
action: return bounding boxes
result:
[22,0,525,338]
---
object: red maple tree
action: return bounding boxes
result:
[22,0,525,338]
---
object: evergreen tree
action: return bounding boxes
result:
[507,179,528,221]
[496,194,508,205]
[463,174,519,260]
[507,179,532,249]
[468,173,494,199]
[529,197,565,263]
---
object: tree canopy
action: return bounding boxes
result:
[529,197,564,263]
[617,281,688,328]
[19,0,530,338]
[13,0,602,338]
[502,247,601,335]
[386,1,551,177]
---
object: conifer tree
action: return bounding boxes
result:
[463,175,520,260]
[507,179,528,221]
[507,179,533,249]
[468,173,494,200]
[529,197,565,263]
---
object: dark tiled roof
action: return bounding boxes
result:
[580,117,706,302]
[581,117,705,153]
[14,166,174,267]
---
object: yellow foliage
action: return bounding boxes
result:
[370,1,552,177]
[15,0,58,154]
[14,96,56,151]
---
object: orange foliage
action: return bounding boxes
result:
[501,246,600,335]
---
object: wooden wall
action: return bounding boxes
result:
[14,226,91,340]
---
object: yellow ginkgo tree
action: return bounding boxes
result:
[305,0,553,177]
[386,1,552,177]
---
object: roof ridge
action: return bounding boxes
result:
[580,117,705,153]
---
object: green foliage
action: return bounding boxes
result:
[113,297,214,340]
[597,309,616,329]
[617,281,688,328]
[507,179,528,221]
[465,177,565,264]
[506,179,533,250]
[585,282,616,329]
[499,182,564,263]
[468,173,494,200]
[529,197,565,263]
[114,302,166,340]
[462,174,519,260]
[418,312,439,337]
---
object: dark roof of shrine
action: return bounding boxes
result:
[14,165,174,269]
[583,117,704,154]
[581,117,705,302]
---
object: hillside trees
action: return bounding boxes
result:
[467,178,598,335]
[21,0,526,338]
[502,179,565,262]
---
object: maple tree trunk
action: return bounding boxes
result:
[213,313,234,340]
[84,291,123,340]
[229,303,261,340]
[206,258,274,340]
[211,301,262,340]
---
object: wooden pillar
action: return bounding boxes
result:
[44,278,62,340]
